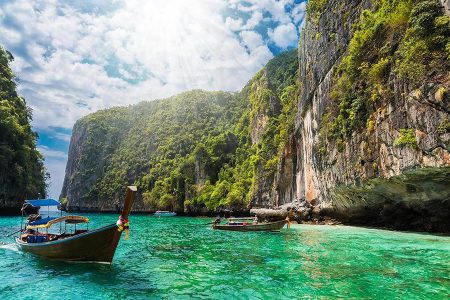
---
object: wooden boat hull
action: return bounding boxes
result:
[212,220,287,232]
[15,186,136,264]
[16,224,122,264]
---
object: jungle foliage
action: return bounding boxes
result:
[0,45,47,205]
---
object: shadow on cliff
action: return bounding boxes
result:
[329,167,450,233]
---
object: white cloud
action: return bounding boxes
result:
[225,16,244,31]
[1,0,271,130]
[11,55,31,72]
[45,158,67,199]
[227,0,305,49]
[38,146,68,160]
[0,27,22,44]
[37,146,68,198]
[291,2,307,24]
[240,31,264,50]
[225,11,263,32]
[268,23,298,48]
[232,0,294,24]
[52,131,72,142]
[1,0,306,132]
[245,11,263,29]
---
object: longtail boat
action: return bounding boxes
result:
[212,218,287,232]
[15,186,136,264]
[154,210,176,217]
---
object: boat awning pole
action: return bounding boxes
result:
[60,209,62,234]
[20,207,23,231]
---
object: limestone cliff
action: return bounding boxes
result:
[267,0,450,232]
[60,90,244,212]
[60,106,134,211]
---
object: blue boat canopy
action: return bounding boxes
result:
[25,199,60,207]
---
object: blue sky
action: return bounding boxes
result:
[0,0,307,198]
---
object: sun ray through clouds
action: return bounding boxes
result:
[0,0,307,197]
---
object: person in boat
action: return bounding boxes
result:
[286,208,294,229]
[252,215,258,224]
[214,215,221,225]
[19,228,36,242]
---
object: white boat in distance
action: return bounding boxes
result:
[154,211,176,217]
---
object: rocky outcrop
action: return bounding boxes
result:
[264,0,450,232]
[60,116,146,212]
[247,69,285,207]
[60,121,90,210]
[194,148,207,185]
[441,0,450,15]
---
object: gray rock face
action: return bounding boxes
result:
[441,0,450,15]
[248,69,283,207]
[60,121,93,210]
[194,148,207,185]
[264,0,450,232]
[298,0,371,114]
[60,121,131,212]
[60,112,148,212]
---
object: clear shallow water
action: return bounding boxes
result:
[0,214,448,299]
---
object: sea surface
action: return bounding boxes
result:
[0,214,449,299]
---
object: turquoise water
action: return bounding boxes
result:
[0,214,449,299]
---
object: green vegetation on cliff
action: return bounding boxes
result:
[186,49,299,211]
[64,49,299,212]
[307,0,329,25]
[321,0,449,147]
[0,46,47,205]
[70,90,243,209]
[394,128,418,148]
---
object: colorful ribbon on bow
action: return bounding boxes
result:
[116,215,130,240]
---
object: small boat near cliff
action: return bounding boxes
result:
[154,211,176,217]
[14,186,136,264]
[212,218,287,232]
